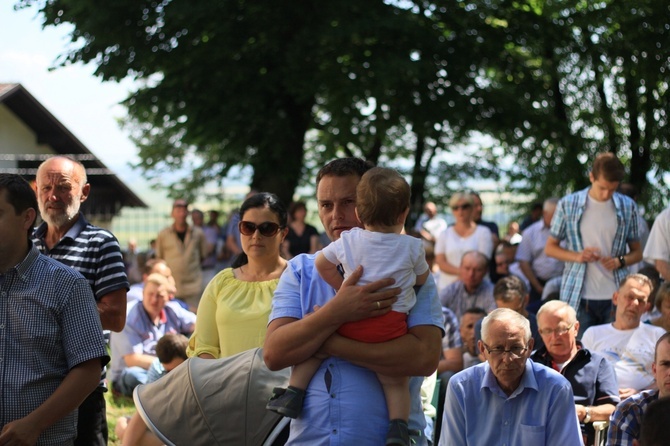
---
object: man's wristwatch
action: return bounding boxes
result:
[583,406,592,424]
[618,256,626,268]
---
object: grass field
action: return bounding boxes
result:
[105,391,137,446]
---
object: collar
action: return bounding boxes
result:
[481,359,538,399]
[8,243,41,283]
[142,305,168,326]
[34,212,88,244]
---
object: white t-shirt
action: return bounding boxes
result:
[321,228,429,313]
[644,207,670,265]
[580,195,617,300]
[434,225,493,290]
[581,322,666,390]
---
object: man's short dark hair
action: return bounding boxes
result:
[0,174,38,237]
[462,307,487,318]
[156,333,189,364]
[591,152,625,182]
[143,258,167,276]
[315,158,374,186]
[493,275,528,304]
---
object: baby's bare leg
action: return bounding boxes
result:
[377,373,410,421]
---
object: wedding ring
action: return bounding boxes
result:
[376,301,380,309]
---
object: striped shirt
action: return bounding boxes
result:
[32,214,129,301]
[0,245,109,445]
[33,213,129,387]
[550,188,639,310]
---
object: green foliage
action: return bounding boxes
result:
[19,0,670,215]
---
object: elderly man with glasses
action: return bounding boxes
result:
[439,308,582,445]
[532,300,619,445]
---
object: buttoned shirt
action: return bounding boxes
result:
[439,279,496,320]
[0,245,109,445]
[550,188,639,310]
[269,253,444,446]
[606,389,659,446]
[439,359,583,445]
[516,220,563,281]
[442,307,462,351]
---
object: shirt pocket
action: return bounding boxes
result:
[519,424,545,444]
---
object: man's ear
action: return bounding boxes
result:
[80,183,91,202]
[478,340,486,356]
[527,337,535,354]
[612,291,619,307]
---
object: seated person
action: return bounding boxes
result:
[111,274,195,396]
[115,333,189,445]
[439,308,583,444]
[474,275,544,352]
[439,251,496,320]
[460,307,487,369]
[607,332,670,445]
[438,306,464,381]
[531,300,619,445]
[582,273,665,399]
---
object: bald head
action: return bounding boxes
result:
[35,156,89,229]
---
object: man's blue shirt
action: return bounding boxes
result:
[269,253,444,445]
[440,359,583,445]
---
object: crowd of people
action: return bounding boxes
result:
[2,152,670,446]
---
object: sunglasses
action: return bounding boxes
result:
[238,221,283,237]
[451,203,472,211]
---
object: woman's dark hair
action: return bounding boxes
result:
[288,201,307,220]
[231,192,288,268]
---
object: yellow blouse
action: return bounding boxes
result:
[186,268,279,359]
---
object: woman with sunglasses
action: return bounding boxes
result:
[434,192,493,290]
[187,192,289,359]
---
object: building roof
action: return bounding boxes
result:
[0,83,147,215]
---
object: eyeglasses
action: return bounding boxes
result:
[538,323,574,337]
[451,204,472,211]
[482,342,528,359]
[238,221,283,237]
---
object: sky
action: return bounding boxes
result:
[0,3,169,205]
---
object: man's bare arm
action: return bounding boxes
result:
[0,358,102,445]
[98,288,127,332]
[263,266,400,371]
[655,259,670,281]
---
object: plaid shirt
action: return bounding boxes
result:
[0,245,109,445]
[550,187,639,310]
[607,389,658,446]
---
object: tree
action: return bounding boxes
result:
[439,0,670,212]
[23,0,477,206]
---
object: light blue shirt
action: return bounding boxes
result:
[269,253,444,446]
[440,359,583,446]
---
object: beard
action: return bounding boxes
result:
[39,202,79,228]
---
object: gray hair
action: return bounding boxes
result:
[536,300,577,324]
[481,308,531,344]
